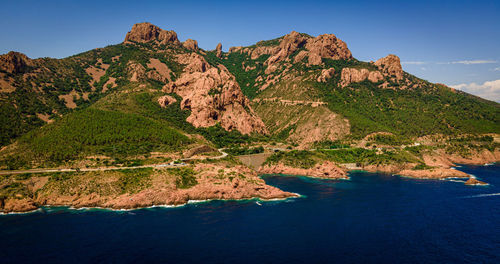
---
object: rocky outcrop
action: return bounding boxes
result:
[340,68,384,87]
[374,54,403,81]
[0,164,297,213]
[317,68,335,82]
[398,167,470,179]
[0,51,31,74]
[183,39,199,51]
[259,161,348,179]
[216,43,223,58]
[304,34,352,65]
[158,95,177,108]
[464,178,488,186]
[164,53,267,135]
[266,31,307,65]
[124,22,180,45]
[2,198,37,213]
[127,62,146,82]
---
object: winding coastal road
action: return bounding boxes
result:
[0,149,228,176]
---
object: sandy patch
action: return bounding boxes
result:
[36,113,53,123]
[0,74,15,93]
[58,90,80,109]
[102,77,117,92]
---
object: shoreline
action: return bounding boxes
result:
[0,194,302,216]
[1,161,497,215]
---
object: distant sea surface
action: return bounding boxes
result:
[1,164,499,263]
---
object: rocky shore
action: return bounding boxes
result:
[259,161,348,180]
[0,164,297,214]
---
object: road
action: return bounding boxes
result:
[0,149,228,176]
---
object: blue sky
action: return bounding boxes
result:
[1,0,499,101]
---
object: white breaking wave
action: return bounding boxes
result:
[463,193,500,199]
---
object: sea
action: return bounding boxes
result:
[1,164,499,263]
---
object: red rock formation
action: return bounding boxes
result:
[317,68,336,82]
[464,178,488,186]
[216,43,223,58]
[127,62,146,82]
[164,53,267,135]
[158,95,177,108]
[124,22,180,45]
[374,54,403,81]
[183,39,199,51]
[266,31,307,65]
[0,51,31,73]
[259,161,348,179]
[305,34,352,65]
[340,68,383,87]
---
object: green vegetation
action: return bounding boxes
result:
[313,67,500,138]
[204,51,269,99]
[319,148,420,165]
[369,134,411,146]
[312,140,350,149]
[169,167,198,189]
[119,168,153,194]
[265,150,317,169]
[444,135,499,156]
[225,146,264,156]
[3,107,191,166]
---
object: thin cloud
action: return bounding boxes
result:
[492,67,500,71]
[402,61,426,65]
[450,60,497,65]
[450,79,500,102]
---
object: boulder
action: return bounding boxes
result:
[158,95,177,108]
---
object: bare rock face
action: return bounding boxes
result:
[340,68,383,87]
[374,54,403,81]
[317,68,335,82]
[259,161,348,179]
[124,22,180,45]
[0,51,31,73]
[263,31,352,68]
[216,43,223,58]
[164,53,267,135]
[183,39,199,51]
[305,34,352,65]
[266,31,307,65]
[158,95,177,108]
[127,62,146,82]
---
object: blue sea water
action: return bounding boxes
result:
[1,164,499,264]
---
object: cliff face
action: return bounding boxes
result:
[164,53,267,134]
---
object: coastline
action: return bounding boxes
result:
[0,193,302,216]
[1,151,497,214]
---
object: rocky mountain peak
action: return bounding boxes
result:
[305,34,352,64]
[374,54,403,81]
[183,39,199,51]
[124,22,180,45]
[0,51,31,74]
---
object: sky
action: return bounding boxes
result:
[1,0,499,101]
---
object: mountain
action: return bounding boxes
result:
[0,23,498,212]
